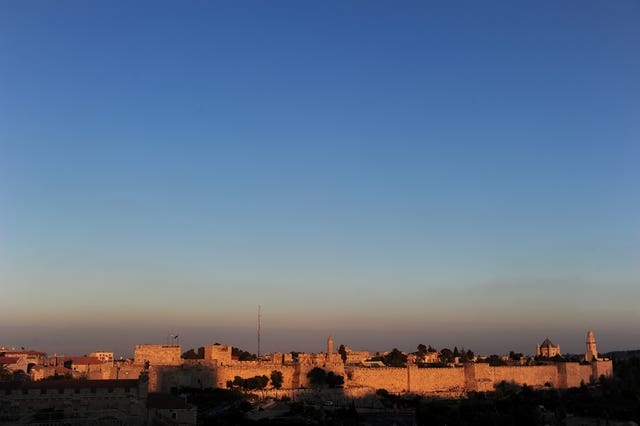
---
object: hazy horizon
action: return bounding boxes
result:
[1,1,639,358]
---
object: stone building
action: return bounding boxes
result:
[585,330,599,362]
[30,365,76,381]
[89,351,114,364]
[0,375,148,425]
[64,356,105,375]
[343,347,371,364]
[147,392,197,425]
[0,350,47,373]
[134,344,182,366]
[203,344,232,365]
[536,337,561,358]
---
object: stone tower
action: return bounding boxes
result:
[585,330,598,362]
[327,336,333,356]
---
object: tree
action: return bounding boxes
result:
[453,347,460,358]
[307,367,327,386]
[440,348,454,363]
[459,347,470,363]
[383,348,408,367]
[376,388,390,398]
[487,354,507,366]
[509,351,523,361]
[428,345,437,353]
[417,344,428,355]
[326,372,344,388]
[466,349,474,360]
[182,348,199,359]
[245,375,269,389]
[232,347,257,361]
[270,370,283,389]
[232,375,269,390]
[338,344,347,363]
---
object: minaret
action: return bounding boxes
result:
[585,330,598,362]
[327,336,333,358]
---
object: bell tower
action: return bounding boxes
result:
[327,336,334,357]
[585,330,598,362]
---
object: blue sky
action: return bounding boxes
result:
[1,1,639,356]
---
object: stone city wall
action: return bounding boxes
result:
[89,364,145,381]
[348,367,408,393]
[409,366,466,394]
[592,360,613,381]
[558,363,593,388]
[149,364,217,392]
[215,364,298,390]
[297,361,345,388]
[154,360,611,394]
[204,345,232,365]
[473,364,559,392]
[124,343,614,396]
[345,362,609,395]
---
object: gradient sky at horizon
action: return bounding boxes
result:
[1,1,639,357]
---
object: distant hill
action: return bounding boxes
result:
[602,350,640,360]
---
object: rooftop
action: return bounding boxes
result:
[540,337,557,347]
[65,356,104,365]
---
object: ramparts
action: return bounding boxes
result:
[204,345,232,365]
[134,344,182,366]
[122,344,614,396]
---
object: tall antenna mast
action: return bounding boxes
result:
[257,305,261,360]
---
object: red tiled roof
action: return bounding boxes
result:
[0,357,19,365]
